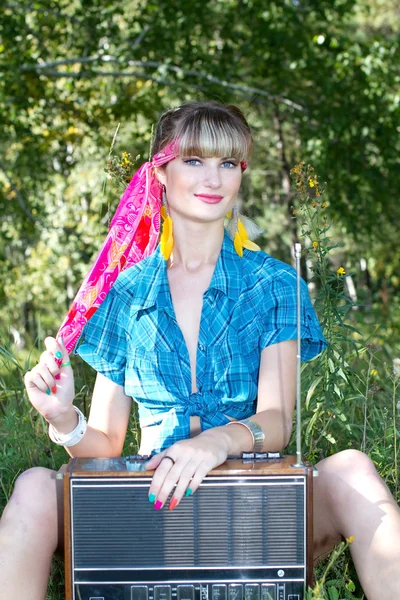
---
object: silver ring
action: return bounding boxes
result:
[162,456,176,466]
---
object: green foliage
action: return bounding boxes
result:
[285,163,400,486]
[1,0,400,342]
[306,540,364,600]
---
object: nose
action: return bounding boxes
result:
[203,165,222,188]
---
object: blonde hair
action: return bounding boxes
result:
[152,101,253,162]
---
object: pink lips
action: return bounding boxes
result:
[195,194,224,204]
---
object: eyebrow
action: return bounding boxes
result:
[182,155,238,161]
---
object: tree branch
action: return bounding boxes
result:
[21,56,304,112]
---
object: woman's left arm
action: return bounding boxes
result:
[146,339,297,509]
[219,338,297,454]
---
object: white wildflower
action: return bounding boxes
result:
[393,358,400,379]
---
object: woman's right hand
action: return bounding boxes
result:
[24,336,75,427]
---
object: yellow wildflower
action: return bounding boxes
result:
[346,536,355,543]
[66,126,80,136]
[120,151,134,168]
[309,178,315,188]
[312,241,319,249]
[370,369,378,377]
[290,162,304,175]
[337,267,346,276]
[321,201,328,208]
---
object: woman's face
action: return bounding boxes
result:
[155,155,243,224]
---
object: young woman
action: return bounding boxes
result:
[0,102,399,600]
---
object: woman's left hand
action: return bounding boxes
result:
[145,428,229,510]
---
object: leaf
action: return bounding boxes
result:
[327,587,339,600]
[305,375,323,408]
[323,432,336,444]
[345,580,356,592]
[334,384,342,398]
[305,407,324,441]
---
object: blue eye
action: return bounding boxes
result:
[221,161,237,168]
[184,159,201,166]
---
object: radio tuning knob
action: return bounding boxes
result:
[277,569,285,578]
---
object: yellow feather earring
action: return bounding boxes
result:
[160,187,174,260]
[227,204,261,258]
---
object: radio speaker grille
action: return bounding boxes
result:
[72,480,304,569]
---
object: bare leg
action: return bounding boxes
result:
[313,449,400,600]
[0,467,63,600]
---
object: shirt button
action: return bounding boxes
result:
[198,343,205,352]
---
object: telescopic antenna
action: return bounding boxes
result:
[293,242,305,468]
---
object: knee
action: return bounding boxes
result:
[317,449,382,495]
[323,448,376,473]
[8,467,58,525]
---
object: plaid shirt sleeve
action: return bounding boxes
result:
[74,283,129,386]
[259,270,327,361]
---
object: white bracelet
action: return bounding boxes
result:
[48,406,87,447]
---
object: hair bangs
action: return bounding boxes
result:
[176,111,251,162]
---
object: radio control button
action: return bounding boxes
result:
[244,584,260,600]
[261,585,276,600]
[228,584,243,600]
[177,585,195,600]
[131,586,148,600]
[154,586,172,600]
[212,584,227,600]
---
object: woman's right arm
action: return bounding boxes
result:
[24,336,132,458]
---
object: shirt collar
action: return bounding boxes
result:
[130,230,242,313]
[207,231,242,301]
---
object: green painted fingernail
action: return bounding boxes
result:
[185,488,193,497]
[55,351,63,359]
[148,493,156,503]
[45,388,51,395]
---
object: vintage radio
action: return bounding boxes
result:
[61,244,314,600]
[61,454,314,600]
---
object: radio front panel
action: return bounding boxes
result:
[67,471,308,600]
[73,580,304,600]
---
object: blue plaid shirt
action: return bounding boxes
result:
[75,232,326,453]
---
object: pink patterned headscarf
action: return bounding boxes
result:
[58,138,248,354]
